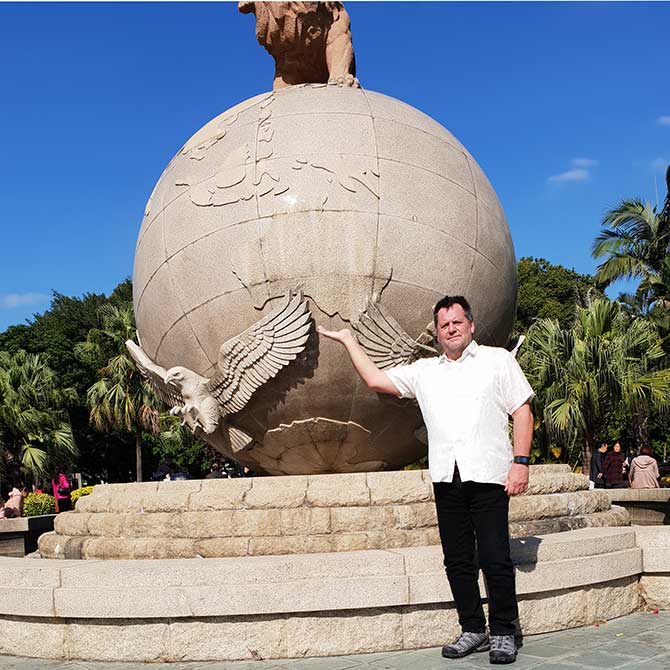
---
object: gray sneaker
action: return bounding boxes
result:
[489,634,517,664]
[441,631,490,659]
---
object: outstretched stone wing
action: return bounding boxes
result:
[125,340,184,410]
[206,291,312,414]
[352,301,438,369]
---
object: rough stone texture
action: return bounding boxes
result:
[0,580,641,661]
[40,467,628,559]
[510,506,630,538]
[0,525,652,661]
[639,575,670,609]
[634,526,670,573]
[367,470,433,505]
[67,620,169,662]
[0,616,65,659]
[602,489,670,525]
[169,616,283,661]
[518,576,640,635]
[132,85,517,475]
[279,471,371,508]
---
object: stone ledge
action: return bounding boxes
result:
[41,503,631,560]
[0,577,640,662]
[603,489,670,502]
[0,527,642,620]
[634,526,670,572]
[74,466,588,515]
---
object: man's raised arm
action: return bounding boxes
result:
[317,326,402,397]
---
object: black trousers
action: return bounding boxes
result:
[433,469,518,636]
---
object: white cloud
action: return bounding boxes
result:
[548,157,597,184]
[0,292,49,309]
[548,168,589,183]
[657,116,670,126]
[571,157,598,168]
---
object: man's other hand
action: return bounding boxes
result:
[505,463,529,496]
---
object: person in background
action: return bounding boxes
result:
[589,441,608,489]
[0,484,26,518]
[51,467,72,513]
[603,441,628,488]
[629,446,660,489]
[153,457,175,481]
[205,462,224,479]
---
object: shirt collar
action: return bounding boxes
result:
[439,340,479,364]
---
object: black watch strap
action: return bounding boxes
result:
[513,455,531,466]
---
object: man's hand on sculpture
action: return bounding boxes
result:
[504,463,529,497]
[316,325,354,344]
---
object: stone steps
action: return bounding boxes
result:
[41,466,615,560]
[0,526,645,662]
[40,504,630,561]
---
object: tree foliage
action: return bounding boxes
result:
[76,302,160,482]
[515,257,600,332]
[0,350,77,483]
[519,298,670,469]
[592,166,670,312]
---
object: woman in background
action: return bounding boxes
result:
[603,441,628,488]
[629,447,660,489]
[51,467,72,513]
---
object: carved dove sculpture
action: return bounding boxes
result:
[352,300,438,369]
[126,291,312,441]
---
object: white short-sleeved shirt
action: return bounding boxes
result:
[386,341,534,485]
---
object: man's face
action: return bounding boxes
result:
[435,304,475,360]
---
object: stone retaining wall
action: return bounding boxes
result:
[0,527,644,661]
[602,488,670,525]
[636,526,670,609]
[39,466,629,560]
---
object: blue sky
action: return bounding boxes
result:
[0,1,668,332]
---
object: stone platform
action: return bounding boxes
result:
[0,465,652,662]
[603,488,670,525]
[39,465,629,560]
[0,526,652,661]
[0,514,54,557]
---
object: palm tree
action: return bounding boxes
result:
[0,350,77,483]
[519,298,670,472]
[76,303,160,482]
[592,166,670,311]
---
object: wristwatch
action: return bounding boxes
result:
[513,455,531,466]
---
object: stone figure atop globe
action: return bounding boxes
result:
[129,1,517,475]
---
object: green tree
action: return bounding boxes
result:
[515,257,599,332]
[76,302,159,482]
[519,298,670,471]
[0,279,135,482]
[592,166,670,311]
[0,350,77,483]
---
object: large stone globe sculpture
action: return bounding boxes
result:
[132,84,516,475]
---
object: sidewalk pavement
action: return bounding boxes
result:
[1,611,668,670]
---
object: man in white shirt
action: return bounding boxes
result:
[318,295,534,665]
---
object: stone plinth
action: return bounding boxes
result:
[0,527,643,661]
[0,515,55,557]
[602,488,670,525]
[38,466,629,560]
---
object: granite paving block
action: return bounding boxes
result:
[557,650,640,668]
[599,639,669,658]
[519,643,572,658]
[279,657,365,669]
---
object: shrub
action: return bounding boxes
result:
[23,492,56,517]
[70,486,94,504]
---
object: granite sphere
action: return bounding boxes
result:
[133,85,516,474]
